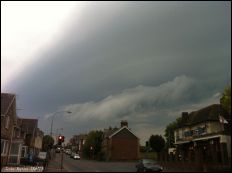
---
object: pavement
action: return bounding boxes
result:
[45,153,69,172]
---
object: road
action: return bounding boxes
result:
[60,153,137,172]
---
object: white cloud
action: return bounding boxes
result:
[41,75,222,145]
[55,75,195,122]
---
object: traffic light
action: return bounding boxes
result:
[61,136,65,142]
[58,135,65,145]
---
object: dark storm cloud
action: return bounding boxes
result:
[3,2,230,143]
[40,75,222,143]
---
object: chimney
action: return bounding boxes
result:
[120,120,128,127]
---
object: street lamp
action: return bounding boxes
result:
[50,111,71,137]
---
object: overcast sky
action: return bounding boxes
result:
[1,1,231,145]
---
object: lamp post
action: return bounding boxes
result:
[50,111,71,137]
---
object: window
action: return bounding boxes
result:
[10,143,20,155]
[1,139,9,156]
[1,140,4,154]
[21,146,28,158]
[13,128,21,138]
[9,142,22,164]
[4,141,9,155]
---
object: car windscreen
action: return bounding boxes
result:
[143,160,157,166]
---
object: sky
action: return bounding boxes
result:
[1,1,231,145]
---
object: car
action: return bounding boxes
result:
[136,159,163,172]
[55,147,61,153]
[73,153,81,160]
[65,149,71,155]
[70,152,80,159]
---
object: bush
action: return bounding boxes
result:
[140,146,147,152]
[96,151,106,161]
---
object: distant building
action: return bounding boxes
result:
[70,134,88,156]
[102,120,139,160]
[174,104,231,164]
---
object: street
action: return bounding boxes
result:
[47,153,181,172]
[50,153,137,172]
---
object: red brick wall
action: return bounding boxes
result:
[110,138,139,160]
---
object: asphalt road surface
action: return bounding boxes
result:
[60,153,137,172]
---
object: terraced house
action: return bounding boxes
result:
[1,93,44,167]
[1,93,23,166]
[174,104,231,165]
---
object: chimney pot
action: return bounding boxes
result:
[121,120,128,127]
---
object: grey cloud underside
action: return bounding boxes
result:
[40,75,221,144]
[4,2,230,143]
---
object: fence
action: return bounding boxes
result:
[157,151,231,172]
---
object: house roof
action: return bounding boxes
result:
[104,127,119,138]
[1,93,16,116]
[180,104,230,127]
[108,126,139,139]
[21,118,38,134]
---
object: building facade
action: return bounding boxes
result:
[1,93,26,166]
[21,118,44,156]
[174,104,231,164]
[1,93,44,167]
[102,121,140,161]
[69,134,87,156]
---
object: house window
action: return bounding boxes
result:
[21,146,28,158]
[1,139,9,156]
[9,142,22,164]
[5,116,10,129]
[13,128,21,138]
[4,141,9,155]
[1,140,4,154]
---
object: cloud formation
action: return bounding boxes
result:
[58,75,195,121]
[2,2,230,144]
[42,75,220,144]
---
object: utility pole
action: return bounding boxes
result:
[60,147,63,171]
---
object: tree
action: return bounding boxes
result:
[164,117,182,149]
[220,85,231,114]
[82,130,104,159]
[149,135,165,153]
[42,135,54,151]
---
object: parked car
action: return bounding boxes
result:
[55,147,61,153]
[65,149,71,155]
[136,159,163,172]
[70,152,80,159]
[73,153,81,160]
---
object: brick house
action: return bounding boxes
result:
[20,118,44,157]
[1,93,24,166]
[102,121,139,161]
[174,104,231,164]
[1,93,44,166]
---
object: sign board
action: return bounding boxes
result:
[38,152,47,160]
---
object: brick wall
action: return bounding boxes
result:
[110,138,139,160]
